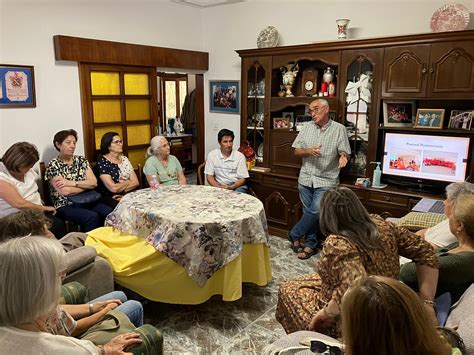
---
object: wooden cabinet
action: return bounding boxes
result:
[237,31,474,236]
[165,134,192,171]
[382,41,474,99]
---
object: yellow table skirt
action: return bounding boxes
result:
[86,227,272,304]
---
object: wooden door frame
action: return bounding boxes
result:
[54,35,208,165]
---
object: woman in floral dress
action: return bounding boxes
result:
[276,186,439,337]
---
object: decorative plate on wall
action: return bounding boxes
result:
[257,26,279,48]
[430,4,470,32]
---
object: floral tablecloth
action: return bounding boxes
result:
[105,185,269,286]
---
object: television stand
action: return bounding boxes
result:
[385,178,446,195]
[340,178,444,218]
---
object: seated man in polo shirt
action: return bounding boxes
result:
[204,128,249,193]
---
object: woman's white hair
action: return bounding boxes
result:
[446,182,474,206]
[0,236,65,326]
[146,135,168,157]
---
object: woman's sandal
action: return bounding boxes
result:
[297,248,318,260]
[287,233,303,253]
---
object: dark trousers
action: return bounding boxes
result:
[47,214,68,238]
[57,202,113,232]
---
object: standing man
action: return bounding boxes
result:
[205,128,249,193]
[289,99,351,259]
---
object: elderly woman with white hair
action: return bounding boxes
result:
[0,236,142,354]
[416,181,474,248]
[143,136,186,186]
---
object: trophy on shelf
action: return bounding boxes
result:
[280,62,299,97]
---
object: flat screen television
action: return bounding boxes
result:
[381,132,471,192]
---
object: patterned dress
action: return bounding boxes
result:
[276,215,438,337]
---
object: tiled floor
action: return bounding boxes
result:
[143,236,317,354]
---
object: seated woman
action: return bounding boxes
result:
[143,136,186,186]
[401,194,474,303]
[45,129,113,232]
[0,236,144,354]
[341,275,452,355]
[96,132,139,208]
[276,186,439,337]
[0,142,66,237]
[416,182,474,249]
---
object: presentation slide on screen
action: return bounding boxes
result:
[382,133,470,182]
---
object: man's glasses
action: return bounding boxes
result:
[112,140,123,144]
[308,107,324,114]
[310,340,342,355]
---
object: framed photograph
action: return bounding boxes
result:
[209,80,239,114]
[415,109,445,129]
[383,100,415,127]
[282,111,294,121]
[273,117,290,129]
[0,64,36,108]
[448,110,473,130]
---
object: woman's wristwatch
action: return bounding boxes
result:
[88,303,95,315]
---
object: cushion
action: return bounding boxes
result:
[446,283,474,354]
[397,212,446,231]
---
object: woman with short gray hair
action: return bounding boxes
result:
[0,236,142,354]
[417,181,474,248]
[276,186,439,338]
[143,135,186,187]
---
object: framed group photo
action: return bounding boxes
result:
[448,110,473,130]
[415,109,445,129]
[383,100,415,127]
[209,80,240,114]
[273,117,290,129]
[0,64,36,108]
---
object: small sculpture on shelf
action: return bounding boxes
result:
[322,67,336,97]
[174,117,184,134]
[280,62,299,97]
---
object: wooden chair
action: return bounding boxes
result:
[197,161,206,185]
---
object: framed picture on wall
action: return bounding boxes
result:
[383,100,415,127]
[0,64,36,108]
[209,80,240,114]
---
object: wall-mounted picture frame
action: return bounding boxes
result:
[209,80,239,114]
[273,117,290,129]
[0,64,36,108]
[383,100,415,127]
[415,109,445,129]
[448,110,473,130]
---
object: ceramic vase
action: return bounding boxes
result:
[336,19,350,39]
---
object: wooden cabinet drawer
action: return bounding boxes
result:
[368,192,408,207]
[263,175,297,188]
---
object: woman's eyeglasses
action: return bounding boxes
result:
[112,140,123,144]
[310,340,342,355]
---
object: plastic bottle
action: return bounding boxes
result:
[370,162,382,188]
[149,175,158,190]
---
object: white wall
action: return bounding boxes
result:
[201,0,474,155]
[0,0,202,161]
[1,0,473,159]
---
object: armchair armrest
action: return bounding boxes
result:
[65,246,97,274]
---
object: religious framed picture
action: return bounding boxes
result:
[273,117,290,129]
[209,80,240,114]
[448,110,473,130]
[415,108,445,129]
[383,100,415,127]
[0,64,36,108]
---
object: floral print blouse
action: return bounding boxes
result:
[45,155,90,209]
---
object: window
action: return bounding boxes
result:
[159,73,187,130]
[79,64,158,169]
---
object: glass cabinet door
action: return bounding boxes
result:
[245,60,267,164]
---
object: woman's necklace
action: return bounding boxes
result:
[105,154,121,165]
